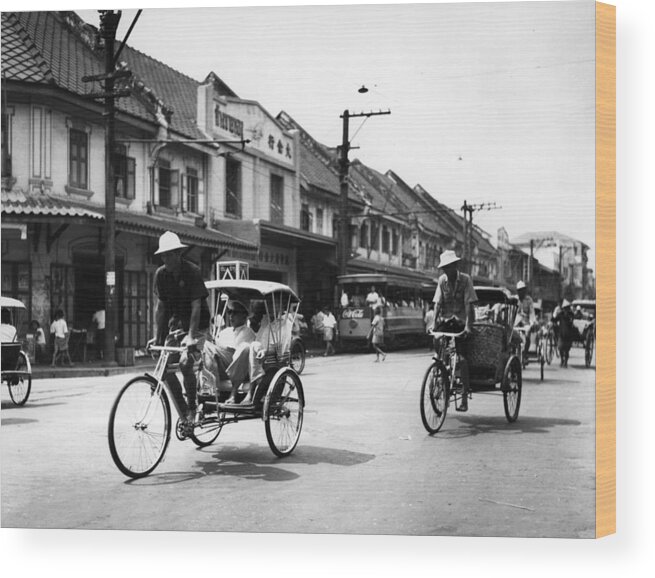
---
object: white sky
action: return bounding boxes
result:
[70,1,596,265]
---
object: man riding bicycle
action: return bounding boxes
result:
[430,250,478,412]
[149,231,211,432]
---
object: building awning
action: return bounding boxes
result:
[1,190,257,252]
[115,211,257,252]
[214,218,338,251]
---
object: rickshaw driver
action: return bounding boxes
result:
[149,231,211,430]
[430,250,478,412]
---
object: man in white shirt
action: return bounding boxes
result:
[210,299,256,404]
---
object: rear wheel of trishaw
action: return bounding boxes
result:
[8,351,32,406]
[108,376,172,478]
[584,330,595,368]
[264,368,305,457]
[502,356,522,423]
[289,338,306,374]
[420,360,449,434]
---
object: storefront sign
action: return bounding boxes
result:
[214,105,244,138]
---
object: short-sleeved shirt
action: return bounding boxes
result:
[432,272,478,320]
[515,295,536,326]
[154,259,210,331]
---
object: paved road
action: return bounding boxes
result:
[1,345,595,537]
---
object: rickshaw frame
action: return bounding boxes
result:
[107,280,305,479]
[1,296,32,406]
[420,287,523,434]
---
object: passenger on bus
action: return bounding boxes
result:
[365,286,380,308]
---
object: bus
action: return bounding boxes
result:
[336,273,430,350]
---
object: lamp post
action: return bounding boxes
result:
[99,10,121,364]
[337,106,390,276]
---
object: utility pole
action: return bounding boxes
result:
[337,109,390,276]
[529,238,534,284]
[83,10,130,363]
[460,201,499,276]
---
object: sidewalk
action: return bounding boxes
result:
[31,342,336,379]
[31,356,155,380]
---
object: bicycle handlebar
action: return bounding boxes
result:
[148,345,187,354]
[429,330,466,338]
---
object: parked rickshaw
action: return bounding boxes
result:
[108,280,305,479]
[1,296,32,406]
[571,299,595,368]
[420,287,522,433]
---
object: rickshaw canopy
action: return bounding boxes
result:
[0,296,26,309]
[204,280,299,302]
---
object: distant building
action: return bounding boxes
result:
[511,231,593,301]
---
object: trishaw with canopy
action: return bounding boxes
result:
[108,280,305,479]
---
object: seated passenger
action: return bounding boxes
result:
[206,299,255,404]
[238,302,294,406]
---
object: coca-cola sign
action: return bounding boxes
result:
[342,308,365,319]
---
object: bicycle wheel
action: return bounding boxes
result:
[584,331,595,368]
[108,376,172,478]
[264,368,304,457]
[8,351,32,406]
[502,356,522,423]
[189,411,224,447]
[545,333,554,365]
[539,348,545,381]
[420,360,449,434]
[289,339,306,374]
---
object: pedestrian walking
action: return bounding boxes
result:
[321,305,336,356]
[554,299,574,367]
[92,308,105,360]
[370,306,386,362]
[50,309,73,366]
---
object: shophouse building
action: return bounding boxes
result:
[1,11,259,353]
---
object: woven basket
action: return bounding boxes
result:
[468,323,506,372]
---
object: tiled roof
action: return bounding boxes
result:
[1,189,103,220]
[3,11,212,140]
[1,13,52,84]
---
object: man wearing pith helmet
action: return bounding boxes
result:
[430,250,478,412]
[150,231,210,431]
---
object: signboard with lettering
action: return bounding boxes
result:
[212,100,295,169]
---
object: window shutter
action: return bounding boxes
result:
[180,173,187,212]
[127,158,136,200]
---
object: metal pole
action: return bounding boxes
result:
[100,10,121,364]
[338,110,350,276]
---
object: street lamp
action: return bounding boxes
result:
[337,98,390,276]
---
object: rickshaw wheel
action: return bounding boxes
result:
[264,368,304,457]
[502,356,522,423]
[584,331,595,368]
[289,338,306,374]
[8,351,32,406]
[420,360,449,434]
[545,333,554,365]
[189,411,224,447]
[108,376,172,478]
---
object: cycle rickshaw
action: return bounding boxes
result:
[420,287,522,434]
[1,296,32,406]
[108,280,305,479]
[571,299,595,368]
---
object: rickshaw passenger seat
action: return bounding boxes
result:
[1,342,21,369]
